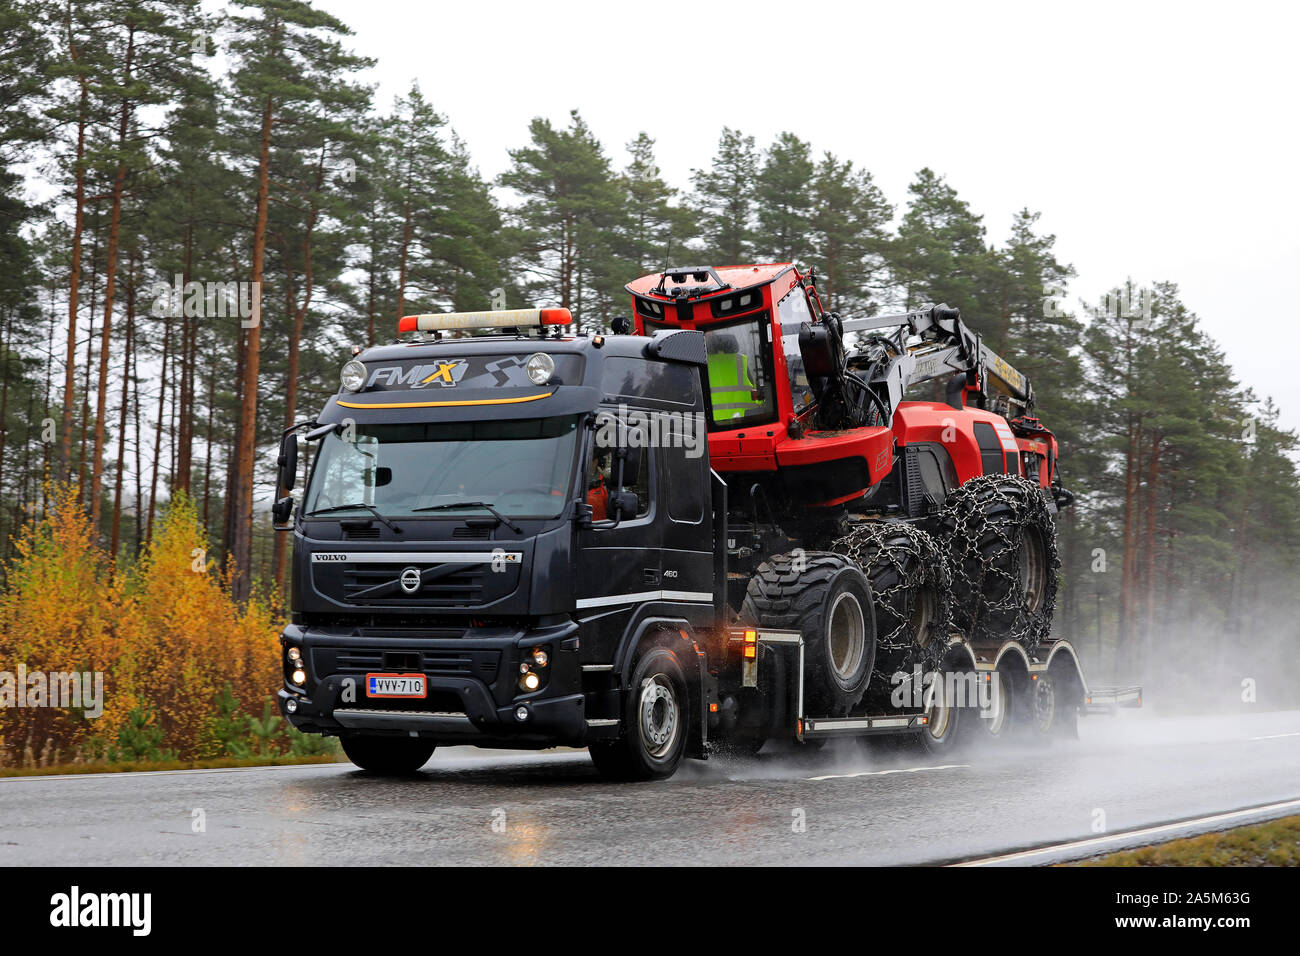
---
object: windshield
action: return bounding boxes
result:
[304,416,580,519]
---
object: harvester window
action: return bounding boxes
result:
[777,287,815,414]
[702,319,775,426]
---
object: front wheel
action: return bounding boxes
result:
[341,735,436,775]
[590,645,689,781]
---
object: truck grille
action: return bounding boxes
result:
[313,646,501,684]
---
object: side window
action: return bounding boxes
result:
[586,426,652,522]
[777,287,815,413]
[665,422,705,524]
[600,356,698,407]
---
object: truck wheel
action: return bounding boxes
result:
[341,735,436,775]
[831,522,952,702]
[937,475,1059,648]
[590,645,688,781]
[742,552,875,716]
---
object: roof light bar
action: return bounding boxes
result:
[398,308,572,333]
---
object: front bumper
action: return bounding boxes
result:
[277,620,587,747]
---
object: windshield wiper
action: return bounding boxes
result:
[411,500,522,534]
[304,502,402,533]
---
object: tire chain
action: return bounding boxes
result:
[830,521,952,691]
[937,474,1060,649]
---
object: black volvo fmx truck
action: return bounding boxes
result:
[275,304,1131,780]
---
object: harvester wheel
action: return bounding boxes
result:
[937,475,1060,648]
[741,552,875,716]
[831,522,952,704]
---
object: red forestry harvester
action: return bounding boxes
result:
[623,264,1088,747]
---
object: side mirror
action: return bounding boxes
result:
[616,438,643,487]
[271,495,294,528]
[374,466,393,487]
[611,316,632,335]
[277,432,299,491]
[611,491,639,520]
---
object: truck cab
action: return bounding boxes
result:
[276,311,719,775]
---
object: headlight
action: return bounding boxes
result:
[525,352,555,385]
[340,359,367,392]
[287,646,301,662]
[531,648,549,668]
[291,669,306,686]
[520,671,540,692]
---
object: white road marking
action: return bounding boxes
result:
[808,763,970,782]
[954,796,1300,866]
[1249,732,1300,740]
[0,763,348,783]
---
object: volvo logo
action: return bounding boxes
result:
[399,567,422,594]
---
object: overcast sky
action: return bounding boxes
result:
[311,0,1298,432]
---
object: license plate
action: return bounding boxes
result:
[365,673,427,698]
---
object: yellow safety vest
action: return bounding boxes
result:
[708,353,762,422]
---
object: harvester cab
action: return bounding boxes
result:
[625,264,895,510]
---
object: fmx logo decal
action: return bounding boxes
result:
[368,360,470,389]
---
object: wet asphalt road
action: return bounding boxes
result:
[2,709,1298,866]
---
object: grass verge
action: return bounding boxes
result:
[1072,814,1300,866]
[0,753,345,778]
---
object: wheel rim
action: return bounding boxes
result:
[1019,527,1047,613]
[827,590,866,681]
[638,676,680,759]
[1032,676,1056,734]
[923,671,952,740]
[983,672,1011,735]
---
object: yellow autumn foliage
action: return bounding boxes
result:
[0,486,283,764]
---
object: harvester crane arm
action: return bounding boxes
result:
[838,305,1033,422]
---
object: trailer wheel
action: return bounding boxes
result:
[967,669,1016,739]
[742,552,875,716]
[831,522,952,702]
[938,475,1059,648]
[340,736,436,775]
[590,645,688,781]
[918,667,966,755]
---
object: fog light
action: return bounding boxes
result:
[340,359,366,392]
[520,671,540,692]
[531,648,549,668]
[515,706,529,721]
[287,646,301,662]
[525,351,555,385]
[291,669,306,686]
[285,698,298,714]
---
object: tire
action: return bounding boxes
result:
[831,522,952,704]
[590,644,689,781]
[937,475,1060,648]
[966,667,1016,740]
[742,552,875,716]
[918,665,967,755]
[341,735,436,775]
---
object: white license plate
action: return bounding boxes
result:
[365,673,427,698]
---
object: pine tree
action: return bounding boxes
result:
[755,131,815,263]
[808,152,892,315]
[690,127,757,266]
[500,110,626,330]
